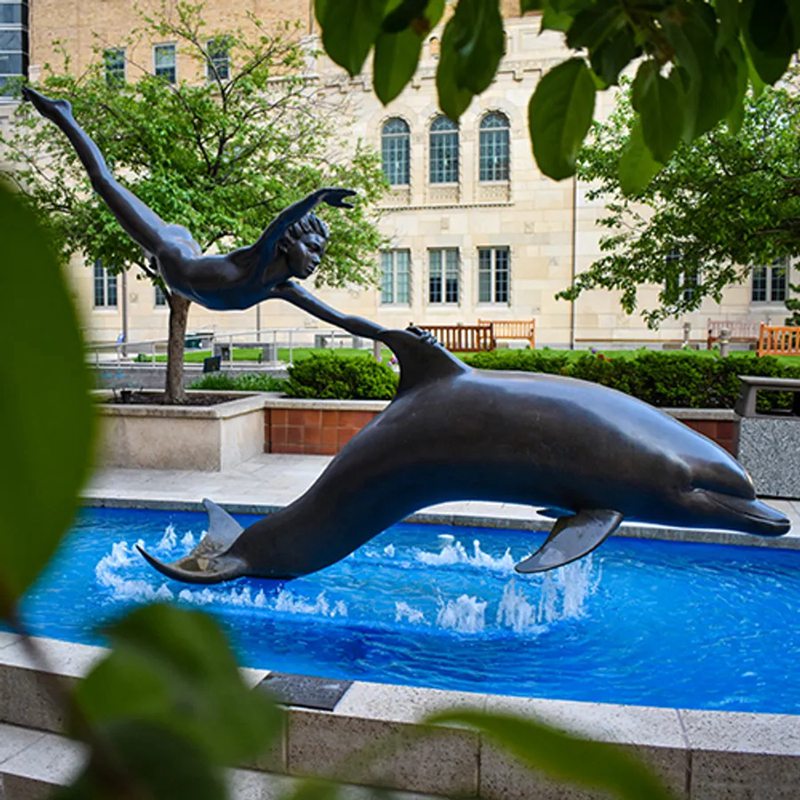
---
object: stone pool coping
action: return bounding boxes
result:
[2,498,799,798]
[2,630,800,799]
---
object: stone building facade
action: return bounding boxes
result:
[3,0,796,348]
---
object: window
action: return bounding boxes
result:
[0,2,28,98]
[479,112,510,181]
[104,48,125,87]
[380,249,410,305]
[381,118,410,186]
[664,249,698,303]
[206,37,229,81]
[428,248,459,304]
[752,258,788,303]
[154,43,176,83]
[478,247,510,304]
[429,115,458,184]
[155,284,167,306]
[94,260,118,308]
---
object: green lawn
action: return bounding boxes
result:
[139,346,394,363]
[137,345,800,367]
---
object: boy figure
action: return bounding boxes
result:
[23,87,383,338]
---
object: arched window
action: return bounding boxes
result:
[479,112,510,181]
[381,118,410,186]
[429,115,458,184]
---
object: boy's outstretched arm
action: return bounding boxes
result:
[269,281,385,340]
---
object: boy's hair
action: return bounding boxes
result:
[284,213,329,243]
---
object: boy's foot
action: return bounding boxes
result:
[21,86,72,120]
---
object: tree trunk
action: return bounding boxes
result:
[165,293,191,404]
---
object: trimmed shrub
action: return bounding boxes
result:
[285,352,398,400]
[189,373,286,392]
[466,350,800,410]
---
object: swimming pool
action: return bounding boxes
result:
[13,506,800,714]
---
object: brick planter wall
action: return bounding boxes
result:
[264,399,388,456]
[664,409,740,456]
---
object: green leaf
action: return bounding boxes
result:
[541,5,574,32]
[57,720,226,800]
[374,26,423,103]
[315,0,388,76]
[426,710,676,800]
[661,4,738,137]
[382,0,427,32]
[631,60,683,164]
[742,0,795,84]
[520,0,543,10]
[0,183,94,612]
[566,0,625,52]
[447,0,505,96]
[589,25,638,86]
[713,0,739,51]
[618,121,663,196]
[529,58,596,180]
[436,13,474,119]
[73,604,283,764]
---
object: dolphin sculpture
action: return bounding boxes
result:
[139,328,790,584]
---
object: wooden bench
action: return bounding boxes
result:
[707,319,760,350]
[735,375,800,417]
[417,323,496,352]
[757,324,800,357]
[478,319,535,348]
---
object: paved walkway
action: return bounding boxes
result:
[84,453,800,543]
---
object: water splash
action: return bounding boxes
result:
[436,594,487,633]
[274,590,347,618]
[417,538,515,572]
[496,558,598,633]
[395,601,425,624]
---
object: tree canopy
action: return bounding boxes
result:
[1,2,387,400]
[313,0,800,188]
[564,77,800,326]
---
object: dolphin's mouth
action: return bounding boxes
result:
[701,490,791,536]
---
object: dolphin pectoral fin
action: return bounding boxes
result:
[137,544,247,585]
[515,509,623,573]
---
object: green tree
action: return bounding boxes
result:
[1,2,386,403]
[560,78,800,326]
[313,0,800,186]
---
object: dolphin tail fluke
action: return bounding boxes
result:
[515,509,623,573]
[137,498,248,584]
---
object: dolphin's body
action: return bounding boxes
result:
[140,329,790,583]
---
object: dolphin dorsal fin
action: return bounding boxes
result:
[202,498,243,551]
[515,509,623,573]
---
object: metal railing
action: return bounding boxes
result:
[85,326,379,366]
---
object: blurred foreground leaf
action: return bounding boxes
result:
[427,710,676,800]
[0,182,93,613]
[73,604,283,764]
[55,720,226,800]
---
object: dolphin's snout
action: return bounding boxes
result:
[703,491,791,537]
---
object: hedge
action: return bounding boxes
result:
[192,350,800,411]
[285,352,398,400]
[463,350,800,410]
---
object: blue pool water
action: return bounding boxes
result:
[11,507,800,713]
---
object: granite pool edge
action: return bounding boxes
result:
[1,632,799,799]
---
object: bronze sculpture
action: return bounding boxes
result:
[24,87,790,585]
[139,326,790,583]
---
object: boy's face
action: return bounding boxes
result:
[284,232,327,280]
